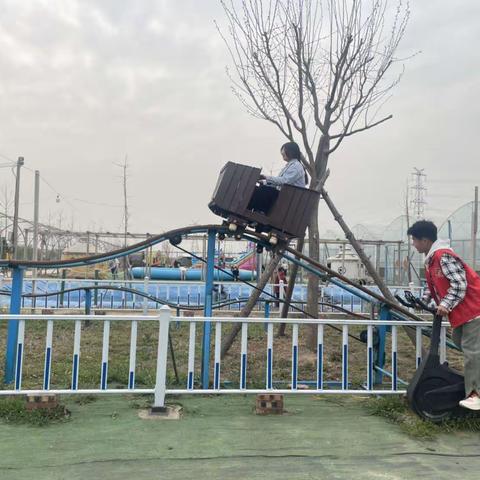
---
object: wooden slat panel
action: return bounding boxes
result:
[209,161,319,240]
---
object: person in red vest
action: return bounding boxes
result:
[408,220,480,411]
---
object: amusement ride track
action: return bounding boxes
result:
[0,223,422,321]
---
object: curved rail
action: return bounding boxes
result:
[0,222,422,321]
[0,224,225,269]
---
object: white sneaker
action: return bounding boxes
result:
[459,396,480,411]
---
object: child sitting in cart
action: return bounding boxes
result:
[248,142,308,214]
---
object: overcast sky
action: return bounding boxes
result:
[0,0,479,238]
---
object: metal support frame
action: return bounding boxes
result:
[85,289,92,315]
[1,223,423,391]
[153,305,171,409]
[264,300,270,331]
[284,253,374,303]
[59,269,67,307]
[374,305,391,385]
[94,269,99,306]
[201,229,216,388]
[5,267,24,383]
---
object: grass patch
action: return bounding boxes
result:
[72,394,98,405]
[365,396,480,439]
[128,394,154,410]
[0,397,70,426]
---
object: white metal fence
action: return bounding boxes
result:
[0,308,447,408]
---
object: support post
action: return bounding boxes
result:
[153,305,171,410]
[32,170,40,298]
[374,305,391,385]
[12,157,24,260]
[143,275,150,314]
[256,251,262,281]
[94,269,99,306]
[201,229,216,388]
[23,229,29,260]
[264,300,270,331]
[5,267,24,383]
[59,268,67,307]
[375,244,381,277]
[85,289,92,315]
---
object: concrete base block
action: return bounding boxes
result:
[138,405,182,421]
[25,394,58,411]
[255,394,284,415]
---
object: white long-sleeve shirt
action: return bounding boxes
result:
[264,159,306,188]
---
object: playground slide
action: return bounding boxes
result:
[231,250,256,271]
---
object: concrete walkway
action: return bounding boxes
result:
[0,395,479,480]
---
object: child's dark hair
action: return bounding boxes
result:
[407,220,438,242]
[281,142,301,160]
[281,142,309,185]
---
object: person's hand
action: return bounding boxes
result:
[436,305,449,317]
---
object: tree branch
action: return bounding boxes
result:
[328,114,392,154]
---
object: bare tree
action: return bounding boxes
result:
[218,0,410,341]
[221,250,282,358]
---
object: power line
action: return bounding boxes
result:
[22,165,122,210]
[0,152,16,163]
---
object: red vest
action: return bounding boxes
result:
[425,249,480,328]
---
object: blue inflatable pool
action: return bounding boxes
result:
[131,267,256,281]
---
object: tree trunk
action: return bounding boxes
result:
[306,201,320,349]
[304,134,330,349]
[278,237,305,337]
[221,251,282,358]
[321,187,394,302]
[321,187,418,346]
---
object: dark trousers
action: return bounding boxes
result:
[247,185,279,214]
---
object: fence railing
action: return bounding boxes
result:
[0,308,446,408]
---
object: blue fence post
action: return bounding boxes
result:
[4,267,24,384]
[201,229,216,389]
[374,305,391,385]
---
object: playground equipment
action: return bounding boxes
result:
[1,223,427,392]
[208,162,319,245]
[130,266,255,281]
[396,291,466,422]
[131,241,258,280]
[229,249,257,271]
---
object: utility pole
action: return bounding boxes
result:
[32,170,40,296]
[33,170,40,261]
[115,156,130,279]
[12,156,24,259]
[472,186,478,271]
[122,158,128,249]
[410,168,427,220]
[405,180,412,283]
